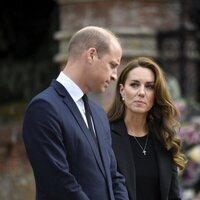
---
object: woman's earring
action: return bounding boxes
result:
[122,96,125,101]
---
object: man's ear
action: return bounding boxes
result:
[87,48,97,63]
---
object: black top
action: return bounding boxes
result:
[129,133,161,200]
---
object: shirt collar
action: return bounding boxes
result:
[56,71,83,102]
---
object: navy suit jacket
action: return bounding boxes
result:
[23,80,128,200]
[110,119,181,200]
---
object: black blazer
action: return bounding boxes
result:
[110,119,181,200]
[23,80,129,200]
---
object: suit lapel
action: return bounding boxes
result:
[51,80,106,177]
[90,104,121,200]
[89,105,111,179]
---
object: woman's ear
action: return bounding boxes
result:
[119,84,124,96]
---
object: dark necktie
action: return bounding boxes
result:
[82,95,97,143]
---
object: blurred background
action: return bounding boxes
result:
[0,0,200,199]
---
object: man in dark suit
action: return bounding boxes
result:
[23,26,129,200]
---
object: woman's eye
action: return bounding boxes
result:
[130,83,139,88]
[146,85,154,90]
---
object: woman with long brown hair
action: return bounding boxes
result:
[108,57,186,200]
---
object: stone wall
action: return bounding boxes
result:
[54,0,198,105]
[54,0,183,108]
[0,122,35,200]
[57,0,180,31]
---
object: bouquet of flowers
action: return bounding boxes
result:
[178,118,200,199]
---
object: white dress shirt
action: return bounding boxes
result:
[56,71,88,125]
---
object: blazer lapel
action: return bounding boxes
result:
[152,135,172,200]
[110,120,137,200]
[51,80,106,177]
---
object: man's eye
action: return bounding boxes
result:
[110,64,117,69]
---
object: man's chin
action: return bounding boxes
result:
[96,88,106,93]
[94,85,107,93]
[101,86,108,92]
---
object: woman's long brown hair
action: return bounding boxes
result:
[107,57,186,170]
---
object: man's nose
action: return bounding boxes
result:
[111,68,117,81]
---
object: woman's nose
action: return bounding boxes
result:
[138,86,145,97]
